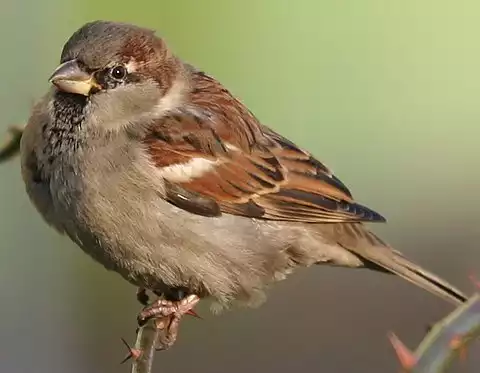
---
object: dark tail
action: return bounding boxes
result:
[344,225,468,305]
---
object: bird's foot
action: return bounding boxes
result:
[137,294,200,350]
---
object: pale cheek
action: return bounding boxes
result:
[87,85,160,131]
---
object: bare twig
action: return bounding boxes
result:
[0,125,24,162]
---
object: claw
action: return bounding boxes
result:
[186,308,202,319]
[136,294,200,350]
[120,337,142,364]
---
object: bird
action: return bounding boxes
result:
[20,20,467,349]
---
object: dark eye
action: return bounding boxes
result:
[109,65,127,80]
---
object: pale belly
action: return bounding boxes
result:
[23,134,356,309]
[47,153,297,308]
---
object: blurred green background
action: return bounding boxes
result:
[1,1,479,372]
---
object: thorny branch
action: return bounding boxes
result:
[390,280,480,373]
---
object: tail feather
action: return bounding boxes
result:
[366,247,467,305]
[339,224,468,305]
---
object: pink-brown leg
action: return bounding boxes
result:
[137,294,200,350]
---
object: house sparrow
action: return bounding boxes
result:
[20,20,467,348]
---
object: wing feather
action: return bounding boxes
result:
[142,70,386,224]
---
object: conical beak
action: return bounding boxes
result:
[49,60,99,96]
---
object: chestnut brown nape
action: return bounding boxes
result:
[59,20,159,69]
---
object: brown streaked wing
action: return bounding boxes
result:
[143,69,386,223]
[144,113,385,223]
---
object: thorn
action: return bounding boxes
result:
[449,334,467,363]
[468,273,480,290]
[186,308,202,319]
[120,354,132,365]
[119,337,142,364]
[388,332,417,370]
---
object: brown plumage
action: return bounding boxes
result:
[20,20,467,349]
[141,65,467,307]
[145,70,384,223]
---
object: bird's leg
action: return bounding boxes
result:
[137,294,200,350]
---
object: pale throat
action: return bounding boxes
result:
[86,76,189,134]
